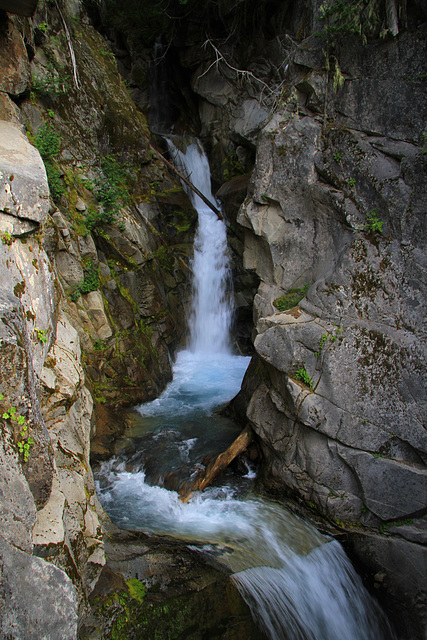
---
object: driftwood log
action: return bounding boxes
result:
[179,425,254,502]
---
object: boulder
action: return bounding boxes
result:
[348,533,427,640]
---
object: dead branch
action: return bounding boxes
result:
[150,145,223,220]
[179,425,254,502]
[54,0,80,89]
[199,39,291,112]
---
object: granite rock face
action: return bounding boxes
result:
[0,125,90,637]
[152,9,427,633]
[188,23,427,640]
[0,535,78,640]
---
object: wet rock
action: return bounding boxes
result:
[348,533,427,640]
[80,528,266,640]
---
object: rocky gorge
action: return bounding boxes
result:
[0,0,426,638]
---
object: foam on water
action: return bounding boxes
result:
[137,349,250,417]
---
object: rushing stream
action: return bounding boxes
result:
[95,140,395,640]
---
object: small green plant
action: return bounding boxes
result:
[365,209,383,234]
[45,163,65,200]
[32,63,70,97]
[318,0,389,42]
[93,338,105,351]
[294,367,313,389]
[348,177,356,187]
[34,123,65,201]
[85,155,134,231]
[35,328,48,344]
[274,283,310,312]
[70,260,100,301]
[333,151,342,162]
[35,123,60,159]
[1,395,33,462]
[319,334,328,350]
[1,231,13,245]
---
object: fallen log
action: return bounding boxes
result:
[149,144,223,220]
[179,425,254,502]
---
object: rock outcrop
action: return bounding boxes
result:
[0,120,97,637]
[0,4,196,636]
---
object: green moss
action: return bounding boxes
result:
[126,578,146,603]
[274,283,310,311]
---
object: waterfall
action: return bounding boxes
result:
[233,541,394,640]
[95,136,395,640]
[166,138,233,354]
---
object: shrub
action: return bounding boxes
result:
[34,123,64,201]
[70,260,100,301]
[85,155,134,231]
[35,123,61,159]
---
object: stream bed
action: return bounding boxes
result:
[94,351,394,640]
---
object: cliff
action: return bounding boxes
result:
[156,4,426,637]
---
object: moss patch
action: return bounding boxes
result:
[273,283,310,311]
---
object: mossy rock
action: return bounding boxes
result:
[80,533,266,640]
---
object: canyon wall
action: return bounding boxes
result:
[0,2,195,636]
[193,18,427,640]
[172,10,427,639]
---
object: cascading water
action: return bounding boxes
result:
[95,141,395,640]
[166,138,233,353]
